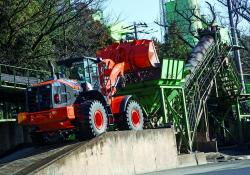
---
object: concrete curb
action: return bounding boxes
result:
[177,152,207,168]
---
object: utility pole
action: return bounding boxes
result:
[227,0,245,92]
[123,22,149,40]
[159,0,168,42]
[133,22,138,39]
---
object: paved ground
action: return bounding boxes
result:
[143,159,250,175]
[0,142,81,175]
[1,143,250,175]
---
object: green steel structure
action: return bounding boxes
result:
[0,64,48,122]
[116,27,247,152]
[166,0,202,46]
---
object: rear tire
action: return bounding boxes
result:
[118,100,144,131]
[30,132,45,146]
[76,100,108,140]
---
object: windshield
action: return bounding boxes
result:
[60,58,100,90]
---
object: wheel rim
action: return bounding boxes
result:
[94,110,104,129]
[131,109,140,127]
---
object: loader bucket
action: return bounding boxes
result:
[97,40,160,72]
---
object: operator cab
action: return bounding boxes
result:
[25,56,103,113]
[57,56,102,90]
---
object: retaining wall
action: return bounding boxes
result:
[0,122,30,156]
[32,129,207,175]
[33,129,179,175]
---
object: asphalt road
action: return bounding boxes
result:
[0,142,81,175]
[143,160,250,175]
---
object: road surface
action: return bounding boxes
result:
[0,142,82,175]
[143,159,250,175]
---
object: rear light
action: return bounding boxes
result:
[54,94,60,103]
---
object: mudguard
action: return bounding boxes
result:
[111,95,132,114]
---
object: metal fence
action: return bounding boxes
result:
[0,64,49,121]
[0,64,49,88]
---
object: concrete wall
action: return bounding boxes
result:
[0,122,30,156]
[177,152,207,168]
[33,129,179,175]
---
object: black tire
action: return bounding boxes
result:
[118,100,144,130]
[76,100,108,140]
[30,132,45,146]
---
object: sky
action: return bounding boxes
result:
[104,0,161,40]
[103,0,248,41]
[103,0,225,41]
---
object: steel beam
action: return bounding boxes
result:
[227,0,245,93]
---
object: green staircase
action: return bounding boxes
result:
[217,70,240,97]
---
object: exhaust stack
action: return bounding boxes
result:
[48,60,57,80]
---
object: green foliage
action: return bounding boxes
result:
[0,0,112,70]
[53,8,112,58]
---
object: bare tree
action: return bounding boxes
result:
[217,0,250,73]
[218,0,250,22]
[155,1,217,48]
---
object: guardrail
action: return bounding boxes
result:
[0,64,49,121]
[0,64,49,88]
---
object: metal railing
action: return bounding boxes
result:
[0,64,49,121]
[0,64,49,88]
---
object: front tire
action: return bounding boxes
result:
[76,100,108,140]
[118,100,144,131]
